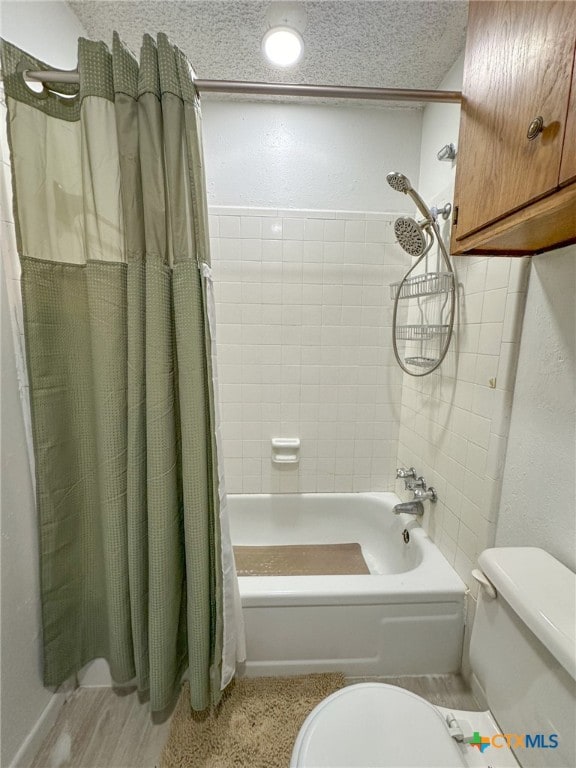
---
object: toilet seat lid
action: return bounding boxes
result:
[291,683,467,768]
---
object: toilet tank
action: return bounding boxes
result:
[469,547,575,768]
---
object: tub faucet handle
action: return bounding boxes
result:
[407,475,426,490]
[413,486,438,503]
[396,467,416,479]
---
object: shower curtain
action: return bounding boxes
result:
[0,33,244,712]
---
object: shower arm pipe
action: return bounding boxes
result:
[22,70,462,103]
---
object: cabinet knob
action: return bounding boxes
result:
[527,116,544,140]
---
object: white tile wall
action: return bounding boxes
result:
[396,253,530,595]
[209,206,410,493]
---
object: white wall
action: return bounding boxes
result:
[210,206,408,493]
[1,260,55,767]
[405,49,576,585]
[496,247,576,570]
[0,1,85,67]
[400,49,576,681]
[202,97,423,493]
[0,3,87,765]
[396,53,529,657]
[202,100,422,211]
[417,52,464,206]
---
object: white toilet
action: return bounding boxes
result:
[291,547,576,768]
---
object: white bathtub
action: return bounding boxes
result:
[229,492,466,677]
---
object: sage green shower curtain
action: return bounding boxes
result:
[1,33,243,712]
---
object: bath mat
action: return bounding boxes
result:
[160,673,345,768]
[234,542,370,576]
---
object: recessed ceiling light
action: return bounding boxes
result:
[262,27,304,67]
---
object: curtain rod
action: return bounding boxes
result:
[23,70,462,103]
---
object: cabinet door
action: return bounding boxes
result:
[560,44,576,186]
[454,1,576,240]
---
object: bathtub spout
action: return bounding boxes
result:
[393,500,424,517]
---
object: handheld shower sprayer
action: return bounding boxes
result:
[387,170,456,377]
[386,172,434,223]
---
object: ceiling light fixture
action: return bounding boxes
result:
[262,26,304,67]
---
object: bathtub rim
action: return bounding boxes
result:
[229,491,466,608]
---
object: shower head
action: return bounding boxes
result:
[386,171,413,194]
[386,171,434,222]
[394,216,431,258]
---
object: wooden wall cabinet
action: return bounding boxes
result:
[451,1,576,255]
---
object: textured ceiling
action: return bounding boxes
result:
[68,1,468,100]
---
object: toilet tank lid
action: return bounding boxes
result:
[479,547,576,681]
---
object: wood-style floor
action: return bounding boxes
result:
[30,687,172,768]
[30,674,480,768]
